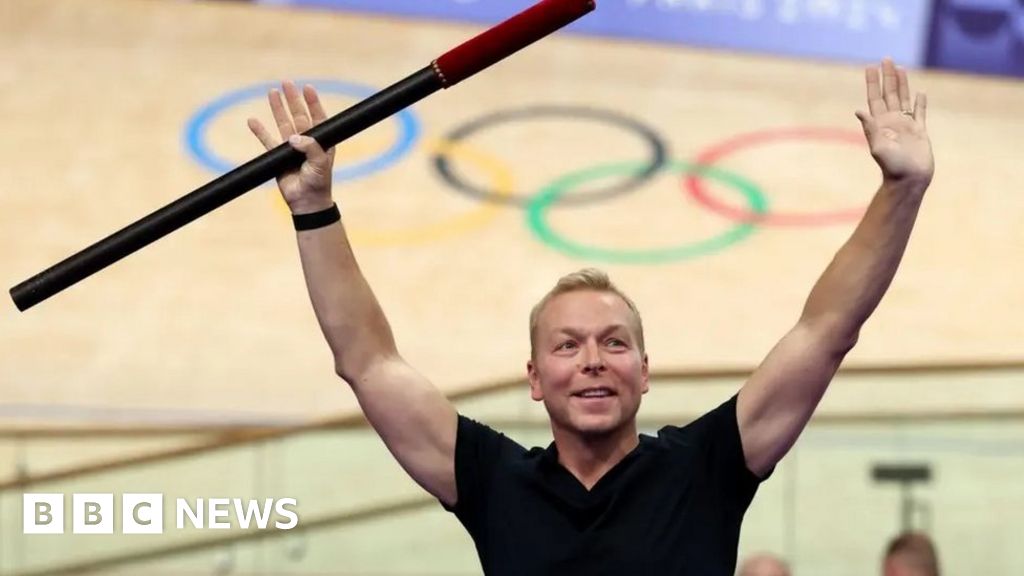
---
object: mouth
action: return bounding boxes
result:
[571,386,616,400]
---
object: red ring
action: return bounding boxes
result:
[683,127,868,226]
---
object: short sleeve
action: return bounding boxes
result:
[709,395,770,498]
[660,395,769,508]
[440,414,524,538]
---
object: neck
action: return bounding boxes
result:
[551,422,640,491]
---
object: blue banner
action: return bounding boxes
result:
[259,0,934,66]
[926,0,1024,76]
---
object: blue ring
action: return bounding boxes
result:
[184,79,421,182]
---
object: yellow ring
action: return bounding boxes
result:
[333,133,395,162]
[272,137,514,247]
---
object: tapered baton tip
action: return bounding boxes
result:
[434,0,596,87]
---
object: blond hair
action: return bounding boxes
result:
[529,268,645,358]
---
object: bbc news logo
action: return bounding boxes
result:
[23,493,299,534]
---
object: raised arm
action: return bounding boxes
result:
[249,82,458,505]
[736,59,935,477]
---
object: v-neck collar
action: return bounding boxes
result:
[538,435,651,504]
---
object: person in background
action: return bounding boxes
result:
[883,531,941,576]
[737,552,792,576]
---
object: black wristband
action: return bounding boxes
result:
[292,203,340,231]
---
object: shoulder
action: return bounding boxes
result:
[454,413,529,461]
[651,395,740,448]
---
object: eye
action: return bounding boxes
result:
[556,340,578,351]
[606,338,627,348]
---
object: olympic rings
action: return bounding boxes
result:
[184,79,420,183]
[185,82,867,259]
[433,106,667,207]
[683,127,867,226]
[528,160,768,264]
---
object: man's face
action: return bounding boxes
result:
[528,290,649,438]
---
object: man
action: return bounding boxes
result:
[247,58,934,575]
[737,553,792,576]
[883,532,941,576]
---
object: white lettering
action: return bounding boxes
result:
[274,498,299,530]
[233,498,274,530]
[208,498,231,529]
[176,498,204,529]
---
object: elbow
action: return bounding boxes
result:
[333,354,370,384]
[801,314,860,357]
[316,303,398,381]
[825,320,859,354]
[334,360,353,383]
[334,345,398,385]
[332,348,357,383]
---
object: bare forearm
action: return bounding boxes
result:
[802,178,928,339]
[736,61,935,476]
[295,221,396,380]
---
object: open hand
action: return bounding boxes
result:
[855,59,934,187]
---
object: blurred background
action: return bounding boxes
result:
[1,0,1022,574]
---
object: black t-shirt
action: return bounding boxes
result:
[441,395,767,576]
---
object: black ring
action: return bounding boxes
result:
[432,105,668,208]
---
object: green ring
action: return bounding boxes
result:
[526,160,769,264]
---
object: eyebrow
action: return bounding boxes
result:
[552,324,630,338]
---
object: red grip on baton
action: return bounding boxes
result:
[434,0,595,87]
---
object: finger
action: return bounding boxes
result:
[865,67,886,116]
[897,67,912,112]
[288,134,332,174]
[247,118,280,151]
[882,58,900,112]
[913,92,927,127]
[283,80,312,133]
[268,88,296,140]
[304,84,328,124]
[303,85,336,157]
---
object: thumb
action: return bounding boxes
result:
[288,134,332,173]
[854,110,873,139]
[288,134,329,160]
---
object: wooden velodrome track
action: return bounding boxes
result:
[1,0,1022,428]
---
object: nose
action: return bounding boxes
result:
[580,341,606,375]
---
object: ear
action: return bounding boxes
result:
[527,359,544,401]
[641,353,650,395]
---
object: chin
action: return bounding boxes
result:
[569,414,624,438]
